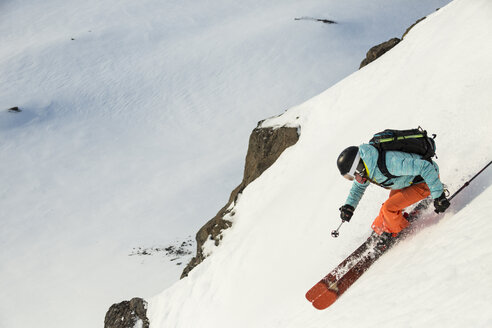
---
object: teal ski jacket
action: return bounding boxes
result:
[345,143,443,209]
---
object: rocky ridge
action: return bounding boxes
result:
[181,124,300,278]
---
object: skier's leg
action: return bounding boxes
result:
[371,183,430,235]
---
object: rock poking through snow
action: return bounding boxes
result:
[104,298,149,328]
[181,125,299,278]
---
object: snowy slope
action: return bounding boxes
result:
[148,0,492,327]
[0,0,454,327]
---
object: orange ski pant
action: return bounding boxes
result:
[371,183,431,236]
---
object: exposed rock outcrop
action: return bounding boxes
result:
[104,298,149,328]
[359,37,401,69]
[181,125,299,278]
[359,14,429,69]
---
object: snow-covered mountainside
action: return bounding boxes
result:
[148,0,492,327]
[1,0,479,327]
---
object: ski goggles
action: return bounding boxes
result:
[343,154,368,184]
[343,171,367,184]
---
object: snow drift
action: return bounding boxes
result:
[148,0,492,327]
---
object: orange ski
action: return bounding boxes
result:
[306,199,432,309]
[305,236,377,309]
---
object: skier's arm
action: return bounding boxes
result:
[345,180,370,209]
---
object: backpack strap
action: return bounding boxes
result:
[375,148,429,187]
[375,148,398,187]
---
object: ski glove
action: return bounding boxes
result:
[434,192,450,213]
[339,204,355,222]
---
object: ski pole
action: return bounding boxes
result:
[331,221,344,238]
[448,160,491,201]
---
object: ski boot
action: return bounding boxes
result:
[370,232,396,254]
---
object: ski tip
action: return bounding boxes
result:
[306,282,338,309]
[306,282,329,302]
[312,290,338,310]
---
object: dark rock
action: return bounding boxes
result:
[317,19,336,24]
[294,17,336,24]
[358,13,430,69]
[104,298,149,328]
[181,125,299,278]
[359,37,401,69]
[8,106,21,112]
[402,16,426,40]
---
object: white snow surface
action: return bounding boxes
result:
[3,0,490,327]
[148,0,492,327]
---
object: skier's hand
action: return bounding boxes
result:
[339,204,355,222]
[434,192,450,213]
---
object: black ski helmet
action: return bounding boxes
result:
[337,146,360,176]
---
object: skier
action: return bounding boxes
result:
[337,144,450,248]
